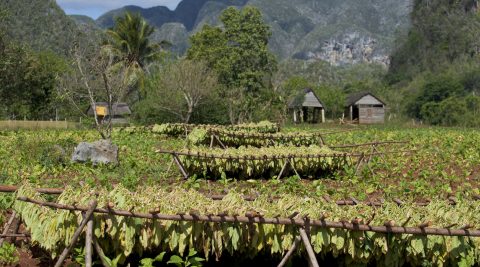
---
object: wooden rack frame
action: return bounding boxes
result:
[16,196,480,237]
[7,195,480,266]
[0,189,478,266]
[156,148,416,179]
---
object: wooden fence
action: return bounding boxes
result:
[0,120,80,130]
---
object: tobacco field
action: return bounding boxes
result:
[1,124,480,266]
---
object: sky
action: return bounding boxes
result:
[56,0,182,19]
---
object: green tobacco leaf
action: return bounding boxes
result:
[167,255,184,266]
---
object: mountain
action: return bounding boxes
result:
[0,0,83,55]
[95,0,411,65]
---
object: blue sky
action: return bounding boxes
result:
[56,0,182,19]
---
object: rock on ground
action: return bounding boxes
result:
[71,139,118,165]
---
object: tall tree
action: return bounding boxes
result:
[58,43,129,139]
[0,43,65,120]
[144,60,218,123]
[105,12,163,99]
[187,6,277,123]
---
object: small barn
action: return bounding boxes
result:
[289,88,326,123]
[87,102,132,125]
[345,92,386,124]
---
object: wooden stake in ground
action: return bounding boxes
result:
[93,237,109,267]
[172,153,189,179]
[299,228,319,267]
[10,215,22,243]
[85,216,94,267]
[54,200,97,267]
[0,211,16,246]
[277,235,301,267]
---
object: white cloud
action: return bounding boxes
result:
[57,0,182,18]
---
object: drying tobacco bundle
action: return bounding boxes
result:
[174,146,351,179]
[151,121,280,137]
[14,183,480,266]
[187,128,323,147]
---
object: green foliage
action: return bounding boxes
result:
[167,249,204,267]
[0,0,84,55]
[186,128,209,146]
[139,252,165,267]
[138,59,219,123]
[105,12,164,99]
[187,6,277,123]
[0,242,19,265]
[0,42,67,119]
[389,0,480,82]
[406,71,480,126]
[106,12,159,69]
[188,6,276,91]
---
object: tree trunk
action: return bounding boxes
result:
[185,106,193,124]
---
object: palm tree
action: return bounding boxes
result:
[104,12,166,100]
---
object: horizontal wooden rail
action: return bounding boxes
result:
[0,233,30,238]
[16,196,480,237]
[0,185,63,194]
[3,185,472,207]
[155,149,416,160]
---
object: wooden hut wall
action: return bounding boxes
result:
[358,104,385,124]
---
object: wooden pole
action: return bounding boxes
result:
[0,211,16,246]
[277,235,301,267]
[0,185,63,194]
[210,135,215,148]
[54,200,97,267]
[172,154,189,179]
[287,158,301,179]
[354,153,365,176]
[0,233,29,238]
[0,185,450,207]
[299,228,319,267]
[214,135,227,149]
[156,149,416,160]
[85,216,94,267]
[277,160,289,179]
[10,215,21,244]
[93,238,109,267]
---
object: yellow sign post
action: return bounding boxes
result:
[95,106,107,116]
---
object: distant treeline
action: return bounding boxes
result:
[1,1,480,127]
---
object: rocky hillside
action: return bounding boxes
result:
[95,0,411,65]
[0,0,83,55]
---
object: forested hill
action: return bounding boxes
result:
[0,0,83,56]
[388,0,480,82]
[95,0,411,65]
